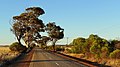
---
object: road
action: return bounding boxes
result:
[29,48,88,67]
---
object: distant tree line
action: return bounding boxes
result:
[67,34,120,59]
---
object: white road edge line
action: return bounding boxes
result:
[55,62,59,66]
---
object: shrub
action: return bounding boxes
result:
[109,49,120,59]
[69,46,81,54]
[56,46,65,51]
[9,42,27,52]
[101,47,109,58]
[66,48,72,53]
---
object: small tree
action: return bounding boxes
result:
[46,22,64,51]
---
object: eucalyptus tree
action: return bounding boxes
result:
[46,22,64,51]
[37,36,50,49]
[42,36,50,45]
[89,34,109,58]
[11,7,45,47]
[71,37,86,53]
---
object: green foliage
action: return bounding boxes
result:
[88,34,109,58]
[37,36,50,49]
[70,46,80,53]
[115,43,120,50]
[46,22,64,39]
[109,40,118,49]
[68,34,120,60]
[11,7,64,52]
[11,7,45,47]
[101,47,109,58]
[46,22,64,51]
[70,37,86,53]
[109,49,120,59]
[9,42,27,52]
[85,34,101,54]
[69,34,110,59]
[101,47,108,51]
[90,44,101,58]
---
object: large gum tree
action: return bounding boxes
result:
[11,7,45,47]
[11,7,64,49]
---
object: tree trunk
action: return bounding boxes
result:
[18,38,21,45]
[16,36,22,45]
[52,39,57,51]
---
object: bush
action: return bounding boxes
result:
[56,46,65,51]
[65,48,72,53]
[9,42,27,52]
[68,46,81,54]
[101,47,109,58]
[109,49,120,59]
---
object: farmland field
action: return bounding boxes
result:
[0,46,10,54]
[0,46,20,64]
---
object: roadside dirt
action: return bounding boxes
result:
[4,49,34,67]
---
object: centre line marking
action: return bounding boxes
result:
[55,63,59,66]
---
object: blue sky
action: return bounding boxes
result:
[0,0,120,45]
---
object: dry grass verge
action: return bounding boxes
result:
[0,46,20,65]
[60,52,120,67]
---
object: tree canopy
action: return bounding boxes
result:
[46,22,64,51]
[11,7,64,49]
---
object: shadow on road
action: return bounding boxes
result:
[16,60,73,63]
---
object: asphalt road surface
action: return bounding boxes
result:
[29,48,88,67]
